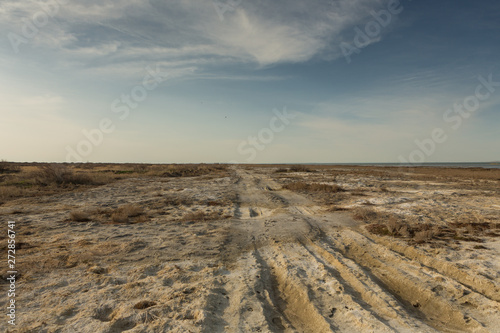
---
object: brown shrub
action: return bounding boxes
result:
[181,211,224,222]
[111,211,129,223]
[0,186,25,200]
[386,216,402,234]
[182,211,207,221]
[134,300,157,309]
[0,161,20,174]
[164,196,195,206]
[366,223,390,236]
[148,164,228,178]
[352,207,380,222]
[111,204,145,223]
[284,182,343,193]
[414,230,436,244]
[289,165,314,172]
[327,205,349,212]
[70,210,91,222]
[35,164,90,185]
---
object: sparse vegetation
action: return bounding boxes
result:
[352,207,381,222]
[361,208,497,245]
[148,164,228,178]
[35,164,95,186]
[70,210,91,222]
[289,165,314,172]
[0,160,20,174]
[0,162,229,205]
[111,204,145,223]
[181,211,227,222]
[284,181,344,193]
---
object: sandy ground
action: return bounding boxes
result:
[0,166,499,332]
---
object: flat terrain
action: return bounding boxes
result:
[0,164,499,332]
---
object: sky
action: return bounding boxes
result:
[0,0,499,164]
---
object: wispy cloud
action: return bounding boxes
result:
[1,0,390,79]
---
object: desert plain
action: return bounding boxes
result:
[0,163,499,332]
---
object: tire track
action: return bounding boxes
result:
[300,238,435,332]
[224,167,498,332]
[323,230,490,332]
[364,231,500,303]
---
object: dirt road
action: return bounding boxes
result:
[1,166,499,332]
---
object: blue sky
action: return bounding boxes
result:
[1,0,499,163]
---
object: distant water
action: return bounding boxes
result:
[311,162,500,169]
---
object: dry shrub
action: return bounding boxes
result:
[111,204,145,223]
[35,164,91,185]
[181,211,224,222]
[70,210,91,222]
[414,230,436,244]
[450,222,492,233]
[182,211,207,221]
[164,196,195,206]
[122,204,144,217]
[0,186,25,200]
[352,207,380,222]
[134,300,157,310]
[366,223,390,236]
[275,168,289,173]
[284,182,343,193]
[111,211,129,223]
[289,165,314,172]
[386,216,401,234]
[33,164,116,186]
[206,200,227,206]
[379,185,390,192]
[149,164,228,178]
[350,190,368,196]
[398,224,411,237]
[362,211,414,238]
[327,205,349,212]
[0,161,20,174]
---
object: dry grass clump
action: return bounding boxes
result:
[181,211,227,222]
[70,210,91,222]
[284,181,344,193]
[362,211,477,245]
[134,300,157,310]
[111,204,145,223]
[352,207,382,222]
[148,164,228,178]
[357,208,414,238]
[34,164,116,186]
[289,165,314,172]
[0,186,25,201]
[327,205,350,212]
[0,160,20,174]
[164,196,195,206]
[0,163,122,204]
[414,229,437,244]
[448,221,498,241]
[206,200,229,206]
[350,190,368,196]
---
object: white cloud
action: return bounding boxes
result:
[0,0,389,77]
